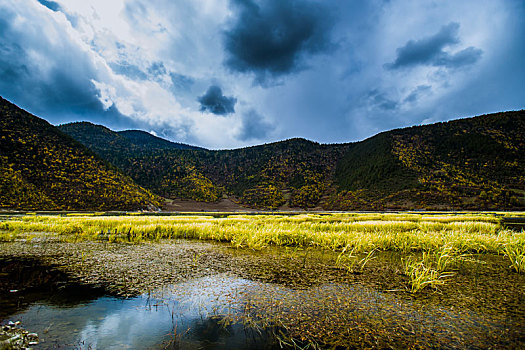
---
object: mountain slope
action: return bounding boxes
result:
[189,138,350,208]
[0,97,160,211]
[59,122,350,208]
[58,122,202,166]
[332,111,525,210]
[59,110,525,210]
[118,130,203,151]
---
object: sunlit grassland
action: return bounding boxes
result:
[1,212,524,287]
[0,212,523,252]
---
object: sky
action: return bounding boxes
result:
[0,0,524,149]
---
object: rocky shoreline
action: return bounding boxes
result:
[0,321,39,349]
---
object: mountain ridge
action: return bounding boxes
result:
[59,110,525,210]
[1,94,523,211]
[332,110,525,210]
[0,97,161,210]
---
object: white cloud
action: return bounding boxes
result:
[1,0,523,148]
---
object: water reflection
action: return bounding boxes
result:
[5,272,524,349]
[2,248,524,349]
[6,275,279,349]
[0,257,106,318]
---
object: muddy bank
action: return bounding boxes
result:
[0,241,379,297]
[1,237,524,314]
[162,198,254,212]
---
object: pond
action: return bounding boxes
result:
[1,239,524,349]
[2,273,279,349]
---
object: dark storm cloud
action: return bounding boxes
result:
[36,0,60,12]
[436,46,483,68]
[237,109,275,141]
[197,85,237,115]
[367,90,398,111]
[386,22,482,70]
[0,40,102,117]
[0,5,132,128]
[2,0,524,149]
[223,0,334,84]
[0,37,28,86]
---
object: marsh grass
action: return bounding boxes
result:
[1,213,522,257]
[403,263,448,293]
[403,257,449,293]
[505,244,525,273]
[0,230,18,241]
[4,212,522,292]
[402,245,465,292]
[336,246,377,273]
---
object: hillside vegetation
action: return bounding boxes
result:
[59,110,524,210]
[332,111,525,210]
[59,123,350,208]
[0,94,518,211]
[0,97,160,210]
[58,122,202,162]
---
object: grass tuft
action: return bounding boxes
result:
[505,244,525,273]
[403,254,454,293]
[402,245,463,293]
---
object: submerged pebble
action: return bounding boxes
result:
[0,321,39,350]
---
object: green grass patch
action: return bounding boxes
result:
[0,213,522,254]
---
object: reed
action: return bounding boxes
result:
[0,230,18,241]
[0,213,522,257]
[335,246,377,273]
[403,255,452,293]
[402,244,466,292]
[505,244,525,273]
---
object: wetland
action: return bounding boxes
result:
[0,212,524,349]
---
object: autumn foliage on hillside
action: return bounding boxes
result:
[59,110,525,211]
[332,111,525,210]
[60,123,349,209]
[0,97,160,210]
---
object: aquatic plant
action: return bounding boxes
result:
[403,254,453,293]
[505,244,525,273]
[0,231,17,241]
[2,216,524,350]
[402,245,465,293]
[335,246,376,273]
[1,212,522,256]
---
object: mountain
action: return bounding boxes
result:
[60,110,525,211]
[184,138,350,208]
[0,97,161,211]
[58,122,202,166]
[332,111,525,210]
[58,122,350,208]
[118,130,203,151]
[5,94,520,211]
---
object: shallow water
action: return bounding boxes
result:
[1,240,524,349]
[4,275,279,349]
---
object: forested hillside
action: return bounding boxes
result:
[58,109,525,211]
[191,139,350,208]
[58,122,202,164]
[0,97,160,210]
[332,111,525,210]
[59,122,350,209]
